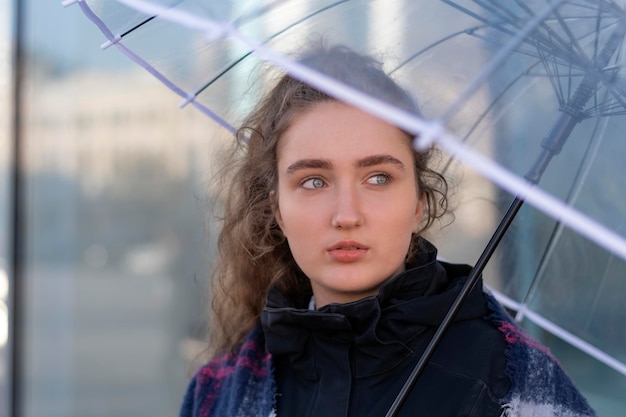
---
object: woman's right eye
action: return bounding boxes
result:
[301,177,326,189]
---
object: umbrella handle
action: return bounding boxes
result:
[527,15,626,183]
[385,197,525,417]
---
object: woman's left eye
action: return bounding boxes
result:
[301,177,326,189]
[366,174,391,185]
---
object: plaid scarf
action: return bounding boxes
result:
[180,292,596,417]
[486,297,597,417]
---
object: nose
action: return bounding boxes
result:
[331,185,364,229]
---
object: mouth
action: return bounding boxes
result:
[328,241,368,251]
[327,241,369,262]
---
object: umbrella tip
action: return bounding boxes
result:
[101,36,122,50]
[413,122,443,151]
[179,94,196,109]
[62,0,80,7]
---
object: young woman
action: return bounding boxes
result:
[180,45,596,417]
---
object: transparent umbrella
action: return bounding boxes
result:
[65,0,626,410]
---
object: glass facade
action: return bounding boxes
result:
[1,0,13,416]
[0,1,624,417]
[3,1,220,416]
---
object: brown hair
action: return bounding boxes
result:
[207,43,449,356]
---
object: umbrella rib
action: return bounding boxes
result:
[596,94,626,116]
[516,111,609,320]
[514,0,583,57]
[525,70,587,76]
[232,0,348,28]
[449,0,590,67]
[191,0,349,98]
[512,0,542,18]
[119,0,185,38]
[540,16,626,114]
[605,83,626,113]
[76,1,237,132]
[536,26,586,105]
[390,25,488,74]
[442,59,544,174]
[510,0,570,48]
[231,0,295,27]
[505,5,620,72]
[592,0,603,63]
[550,8,592,65]
[568,53,576,103]
[513,109,608,324]
[527,17,590,69]
[484,0,576,59]
[441,0,518,37]
[537,38,566,105]
[601,69,626,116]
[440,0,570,123]
[583,253,616,332]
[120,15,156,38]
[495,287,626,376]
[441,71,526,173]
[474,0,525,23]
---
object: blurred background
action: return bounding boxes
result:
[0,1,624,416]
[2,1,220,416]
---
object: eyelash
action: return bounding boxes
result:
[300,173,392,189]
[367,173,392,185]
[301,177,326,189]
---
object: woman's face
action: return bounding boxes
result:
[275,101,424,307]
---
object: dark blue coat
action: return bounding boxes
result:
[180,241,596,417]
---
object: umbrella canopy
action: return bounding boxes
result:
[66,0,626,383]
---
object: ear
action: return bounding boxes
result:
[270,190,285,231]
[413,194,426,233]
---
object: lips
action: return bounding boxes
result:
[327,240,369,262]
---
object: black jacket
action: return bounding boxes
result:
[261,241,511,417]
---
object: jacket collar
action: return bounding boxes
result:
[261,239,487,379]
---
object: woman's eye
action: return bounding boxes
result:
[302,177,326,189]
[366,174,390,185]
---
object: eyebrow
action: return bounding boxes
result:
[286,159,332,174]
[285,154,406,174]
[357,154,406,170]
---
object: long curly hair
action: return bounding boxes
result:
[207,43,449,356]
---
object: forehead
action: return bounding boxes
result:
[277,102,414,164]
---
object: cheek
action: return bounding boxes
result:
[381,193,422,225]
[275,195,313,240]
[279,209,318,266]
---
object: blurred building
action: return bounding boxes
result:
[1,2,224,417]
[24,69,217,191]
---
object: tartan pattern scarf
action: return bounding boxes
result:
[180,292,597,417]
